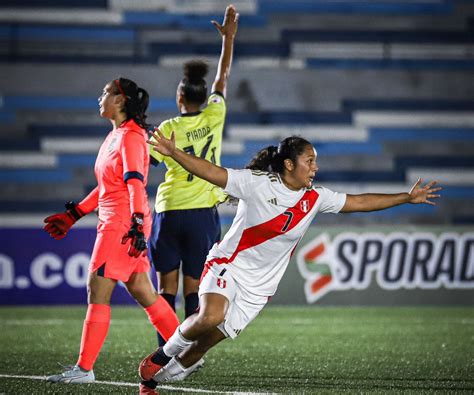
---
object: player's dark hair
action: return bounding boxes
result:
[113,77,149,129]
[246,136,312,174]
[180,60,209,105]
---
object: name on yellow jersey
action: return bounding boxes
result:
[186,126,211,142]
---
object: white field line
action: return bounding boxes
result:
[4,317,473,327]
[2,319,171,326]
[0,374,275,394]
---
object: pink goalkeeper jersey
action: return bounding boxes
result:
[94,119,151,228]
[206,169,346,296]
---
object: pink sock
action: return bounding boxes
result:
[76,304,111,371]
[144,296,180,341]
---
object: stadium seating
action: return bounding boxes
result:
[0,0,473,225]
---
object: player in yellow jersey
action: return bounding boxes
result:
[148,5,239,349]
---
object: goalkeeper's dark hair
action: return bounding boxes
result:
[180,60,209,105]
[113,77,149,129]
[246,136,312,174]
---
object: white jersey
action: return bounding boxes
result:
[206,168,346,297]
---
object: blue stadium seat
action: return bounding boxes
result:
[282,29,473,43]
[4,96,175,112]
[29,125,107,137]
[58,155,97,167]
[0,169,71,183]
[343,99,474,112]
[17,25,134,41]
[148,42,289,60]
[369,127,474,142]
[124,12,267,28]
[0,0,107,8]
[259,0,452,15]
[306,59,474,70]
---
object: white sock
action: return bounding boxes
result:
[163,328,193,357]
[166,358,186,376]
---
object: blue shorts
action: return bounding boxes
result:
[148,207,221,279]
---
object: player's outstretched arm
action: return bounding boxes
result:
[340,178,442,213]
[211,4,239,97]
[148,128,228,189]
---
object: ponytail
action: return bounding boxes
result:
[135,87,149,128]
[246,136,312,175]
[114,78,149,129]
[246,145,281,172]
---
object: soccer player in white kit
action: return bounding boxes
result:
[138,133,441,390]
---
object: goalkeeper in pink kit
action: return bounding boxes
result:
[43,78,179,384]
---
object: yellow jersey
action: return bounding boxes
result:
[150,92,227,213]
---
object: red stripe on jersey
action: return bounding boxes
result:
[211,189,319,267]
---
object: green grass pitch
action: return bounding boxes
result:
[0,306,472,394]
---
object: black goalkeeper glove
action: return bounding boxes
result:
[121,213,148,257]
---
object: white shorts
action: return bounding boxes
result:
[199,265,268,339]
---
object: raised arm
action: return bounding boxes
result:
[340,178,441,213]
[211,4,239,97]
[148,128,228,189]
